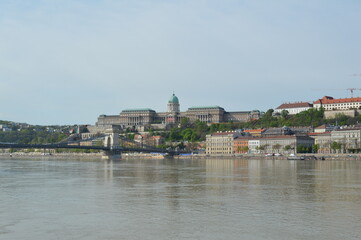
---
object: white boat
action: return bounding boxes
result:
[287,156,305,160]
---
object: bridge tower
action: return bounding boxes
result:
[104,128,120,150]
[102,128,122,160]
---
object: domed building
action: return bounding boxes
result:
[167,93,180,113]
[96,93,261,129]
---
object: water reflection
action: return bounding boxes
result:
[1,158,361,240]
[99,158,361,205]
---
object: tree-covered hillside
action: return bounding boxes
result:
[151,108,361,142]
[0,123,70,144]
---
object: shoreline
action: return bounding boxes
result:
[1,152,360,161]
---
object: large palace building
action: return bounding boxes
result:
[96,94,261,129]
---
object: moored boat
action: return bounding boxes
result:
[287,156,305,160]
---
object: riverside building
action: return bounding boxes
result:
[206,131,315,156]
[206,131,241,156]
[310,126,361,154]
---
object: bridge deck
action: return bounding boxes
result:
[0,143,187,155]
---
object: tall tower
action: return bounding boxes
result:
[168,93,180,113]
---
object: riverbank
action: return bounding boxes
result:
[0,152,104,159]
[1,152,361,161]
[196,153,361,161]
[123,153,361,161]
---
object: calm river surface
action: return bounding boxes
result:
[1,158,361,240]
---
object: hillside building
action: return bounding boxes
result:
[274,102,313,115]
[314,96,361,111]
[96,94,261,129]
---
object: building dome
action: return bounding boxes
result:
[168,94,179,104]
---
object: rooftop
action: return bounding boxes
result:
[308,131,332,136]
[244,129,264,133]
[314,96,361,104]
[210,131,237,136]
[168,94,179,104]
[276,102,313,109]
[122,108,155,113]
[188,106,224,111]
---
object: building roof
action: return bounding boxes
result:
[250,135,312,140]
[314,96,361,104]
[333,126,361,131]
[234,136,253,141]
[262,127,292,136]
[314,124,326,129]
[210,131,237,136]
[122,108,155,113]
[276,102,313,109]
[308,132,332,136]
[168,94,179,104]
[244,129,265,133]
[188,106,224,110]
[226,111,251,114]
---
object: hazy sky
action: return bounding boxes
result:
[1,0,360,125]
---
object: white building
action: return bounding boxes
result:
[0,124,12,132]
[274,102,313,115]
[314,96,361,111]
[248,139,261,154]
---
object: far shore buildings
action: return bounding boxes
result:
[206,129,315,156]
[207,124,361,156]
[96,94,262,129]
[310,125,361,154]
[274,96,361,117]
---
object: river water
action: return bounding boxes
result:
[1,157,361,240]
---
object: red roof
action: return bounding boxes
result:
[314,96,361,104]
[244,129,264,133]
[249,135,307,140]
[276,102,313,109]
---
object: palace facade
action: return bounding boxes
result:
[96,94,261,129]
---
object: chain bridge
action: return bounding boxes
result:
[0,131,188,158]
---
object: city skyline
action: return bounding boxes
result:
[1,1,361,125]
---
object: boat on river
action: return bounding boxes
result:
[287,154,305,160]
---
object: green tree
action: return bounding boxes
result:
[273,144,282,153]
[331,141,342,153]
[168,128,182,141]
[284,145,292,151]
[334,113,349,126]
[297,145,311,153]
[281,110,289,118]
[180,118,191,129]
[312,144,320,153]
